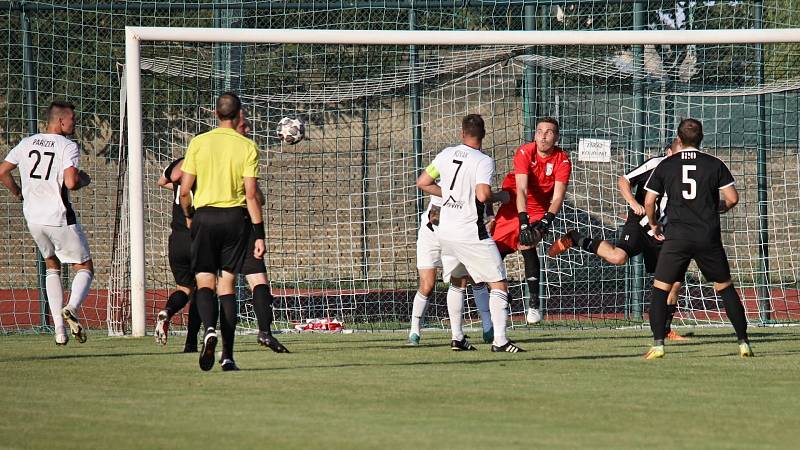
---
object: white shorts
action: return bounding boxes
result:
[440,237,506,284]
[27,223,91,264]
[416,224,442,270]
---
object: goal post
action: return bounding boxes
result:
[124,26,800,336]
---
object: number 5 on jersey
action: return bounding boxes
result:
[682,165,696,200]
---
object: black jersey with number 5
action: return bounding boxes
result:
[644,147,735,243]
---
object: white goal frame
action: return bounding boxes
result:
[124,26,800,336]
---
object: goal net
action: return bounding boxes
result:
[115,27,800,337]
[1,2,799,337]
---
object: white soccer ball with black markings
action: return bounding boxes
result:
[276,117,305,145]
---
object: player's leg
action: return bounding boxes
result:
[664,282,687,341]
[550,225,635,267]
[446,274,471,350]
[409,267,436,345]
[696,245,752,356]
[646,240,691,359]
[247,273,289,353]
[217,270,239,370]
[184,297,201,353]
[43,255,67,345]
[51,223,93,344]
[520,245,544,324]
[468,279,493,343]
[157,231,194,345]
[191,209,221,371]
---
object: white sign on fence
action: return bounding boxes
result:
[578,138,612,162]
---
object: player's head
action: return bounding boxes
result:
[46,100,76,136]
[461,114,486,142]
[677,118,703,149]
[535,117,559,153]
[216,92,242,124]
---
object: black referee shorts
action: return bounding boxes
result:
[616,221,663,274]
[653,239,732,285]
[168,230,195,288]
[190,207,250,274]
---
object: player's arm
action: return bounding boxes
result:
[157,173,173,190]
[489,190,511,204]
[0,161,22,201]
[159,160,183,190]
[62,143,90,191]
[644,191,664,240]
[718,162,738,214]
[719,185,739,213]
[617,176,644,216]
[416,164,442,198]
[245,176,266,259]
[475,183,492,203]
[178,171,196,222]
[514,173,528,216]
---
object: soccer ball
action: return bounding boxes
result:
[276,117,305,145]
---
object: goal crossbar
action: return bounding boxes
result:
[124,26,800,336]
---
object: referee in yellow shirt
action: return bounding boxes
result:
[179,92,265,372]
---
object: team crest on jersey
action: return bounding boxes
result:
[546,163,554,176]
[442,195,464,210]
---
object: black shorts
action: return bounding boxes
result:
[240,225,266,276]
[653,239,731,284]
[615,221,662,273]
[168,230,194,288]
[190,207,250,274]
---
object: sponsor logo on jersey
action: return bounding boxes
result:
[443,195,464,210]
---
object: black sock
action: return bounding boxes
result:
[719,285,748,342]
[185,295,201,348]
[665,304,677,334]
[650,287,669,344]
[251,284,274,333]
[581,237,602,255]
[521,247,541,310]
[218,294,238,360]
[164,290,189,318]
[195,287,218,332]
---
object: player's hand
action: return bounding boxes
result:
[253,238,266,259]
[628,201,645,216]
[428,205,441,226]
[185,217,192,229]
[718,197,728,214]
[518,212,536,246]
[532,212,556,237]
[650,223,665,241]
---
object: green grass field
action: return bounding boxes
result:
[1,327,798,450]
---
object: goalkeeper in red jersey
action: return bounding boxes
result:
[489,117,571,325]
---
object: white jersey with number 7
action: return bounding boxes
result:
[430,144,494,242]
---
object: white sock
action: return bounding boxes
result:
[67,269,93,312]
[410,291,429,336]
[45,269,65,334]
[447,285,465,341]
[472,283,492,332]
[490,289,510,347]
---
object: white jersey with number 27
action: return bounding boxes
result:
[431,144,494,242]
[4,133,80,226]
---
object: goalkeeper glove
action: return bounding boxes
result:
[532,212,556,236]
[518,212,536,246]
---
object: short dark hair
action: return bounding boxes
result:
[678,118,703,148]
[462,114,485,140]
[46,101,75,122]
[536,117,560,135]
[216,92,242,121]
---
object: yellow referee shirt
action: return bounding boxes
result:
[181,127,259,208]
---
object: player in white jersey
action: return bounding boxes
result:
[0,101,93,345]
[416,114,524,353]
